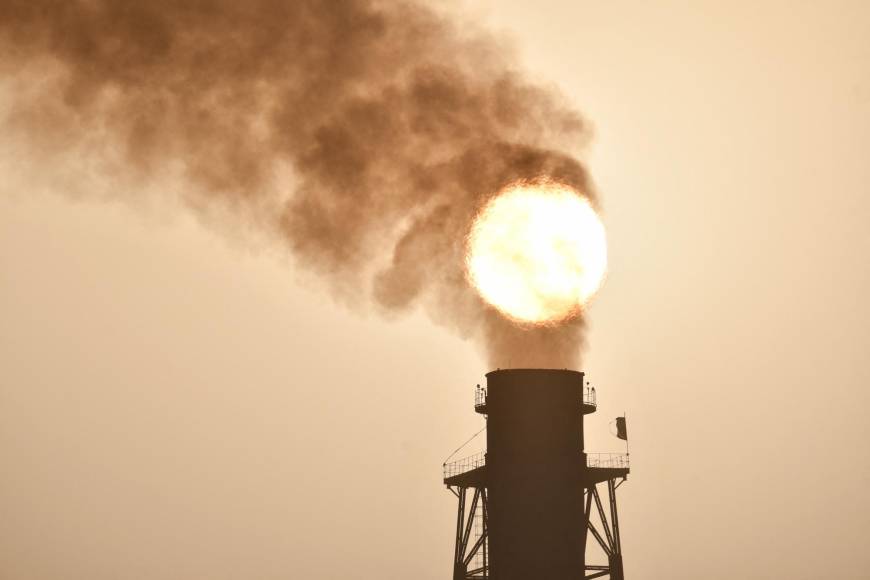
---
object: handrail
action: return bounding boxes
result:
[475,386,487,409]
[586,453,630,469]
[443,451,486,479]
[443,451,630,480]
[473,386,597,410]
[584,386,597,407]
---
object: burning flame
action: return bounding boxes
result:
[466,180,607,324]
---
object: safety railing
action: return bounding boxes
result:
[586,453,630,469]
[445,451,629,480]
[473,385,597,411]
[584,386,597,408]
[474,386,487,411]
[443,451,486,480]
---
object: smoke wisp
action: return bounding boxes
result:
[0,0,597,367]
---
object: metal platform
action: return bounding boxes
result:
[444,452,629,487]
[474,384,599,415]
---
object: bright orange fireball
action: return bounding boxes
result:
[466,180,607,324]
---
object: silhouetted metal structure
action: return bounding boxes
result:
[443,369,629,580]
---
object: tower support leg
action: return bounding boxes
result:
[607,478,624,580]
[450,486,488,580]
[453,486,468,580]
[608,554,624,580]
[584,478,627,580]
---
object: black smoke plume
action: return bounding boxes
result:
[0,0,597,367]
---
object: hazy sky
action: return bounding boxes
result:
[2,1,869,579]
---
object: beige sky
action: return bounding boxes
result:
[2,1,869,579]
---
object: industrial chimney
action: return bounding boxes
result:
[443,369,629,580]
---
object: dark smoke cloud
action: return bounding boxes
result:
[0,0,596,368]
